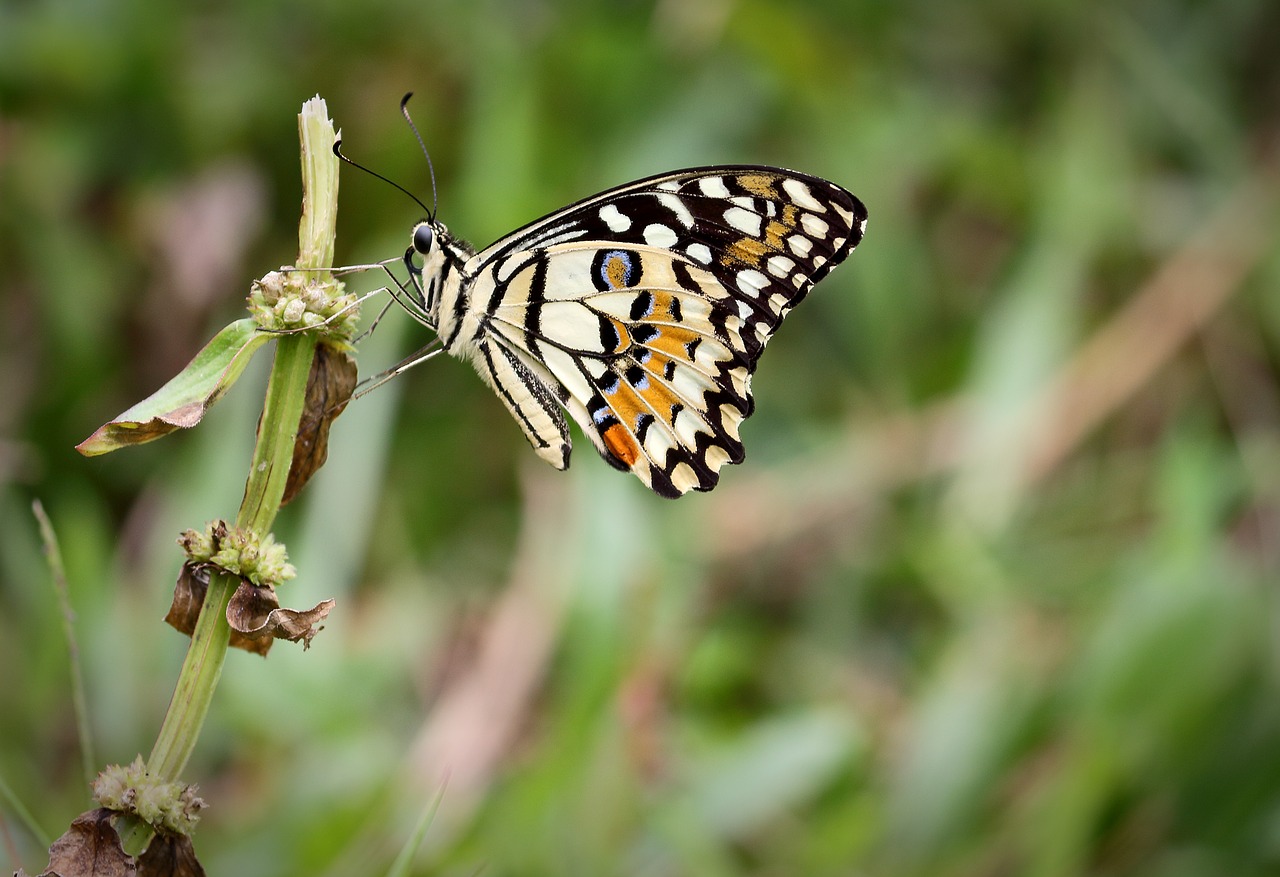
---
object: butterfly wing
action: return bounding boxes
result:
[452,166,867,497]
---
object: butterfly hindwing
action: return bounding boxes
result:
[478,244,755,495]
[431,166,867,497]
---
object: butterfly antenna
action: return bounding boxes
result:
[400,92,439,221]
[332,139,434,218]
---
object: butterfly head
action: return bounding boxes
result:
[406,218,461,274]
[412,221,436,257]
[403,218,474,328]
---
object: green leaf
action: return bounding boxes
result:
[76,319,269,456]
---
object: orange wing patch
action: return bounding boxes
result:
[644,325,702,360]
[735,173,779,198]
[636,377,684,428]
[603,376,643,425]
[724,236,770,268]
[649,291,684,323]
[605,317,631,354]
[601,423,639,466]
[599,364,687,466]
[603,252,632,288]
[723,203,800,268]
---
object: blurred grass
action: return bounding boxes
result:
[3,0,1280,874]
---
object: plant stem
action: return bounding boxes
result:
[146,334,317,782]
[142,97,339,787]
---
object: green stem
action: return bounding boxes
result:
[237,333,320,535]
[138,96,339,801]
[147,334,317,782]
[146,573,235,781]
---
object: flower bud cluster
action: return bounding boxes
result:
[248,268,358,345]
[93,756,206,835]
[178,520,297,588]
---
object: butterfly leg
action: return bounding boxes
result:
[348,258,432,344]
[329,256,401,277]
[350,296,397,344]
[351,338,446,401]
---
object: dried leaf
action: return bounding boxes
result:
[167,560,330,655]
[163,563,209,640]
[37,808,133,877]
[26,809,206,877]
[281,342,357,505]
[165,565,271,656]
[164,564,273,656]
[77,319,269,456]
[226,581,335,652]
[136,833,204,877]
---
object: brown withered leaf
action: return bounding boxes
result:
[281,342,357,505]
[136,833,204,877]
[226,580,335,653]
[166,564,333,655]
[24,808,206,877]
[34,808,134,877]
[164,563,210,640]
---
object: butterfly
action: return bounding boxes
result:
[390,165,867,498]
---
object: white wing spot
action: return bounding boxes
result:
[782,178,826,212]
[643,223,679,248]
[686,243,713,265]
[657,193,695,228]
[766,255,795,278]
[657,180,681,192]
[723,206,763,237]
[672,411,705,449]
[699,176,731,198]
[801,213,830,237]
[599,204,631,233]
[788,235,813,257]
[736,269,770,296]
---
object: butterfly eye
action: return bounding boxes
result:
[412,223,435,254]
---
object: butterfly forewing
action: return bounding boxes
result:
[433,166,866,497]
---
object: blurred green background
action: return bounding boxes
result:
[3,0,1280,874]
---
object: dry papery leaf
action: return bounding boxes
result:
[18,808,205,877]
[281,341,357,505]
[135,832,204,877]
[166,563,334,656]
[226,580,335,652]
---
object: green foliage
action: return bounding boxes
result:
[2,0,1279,875]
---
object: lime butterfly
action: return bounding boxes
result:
[387,164,867,498]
